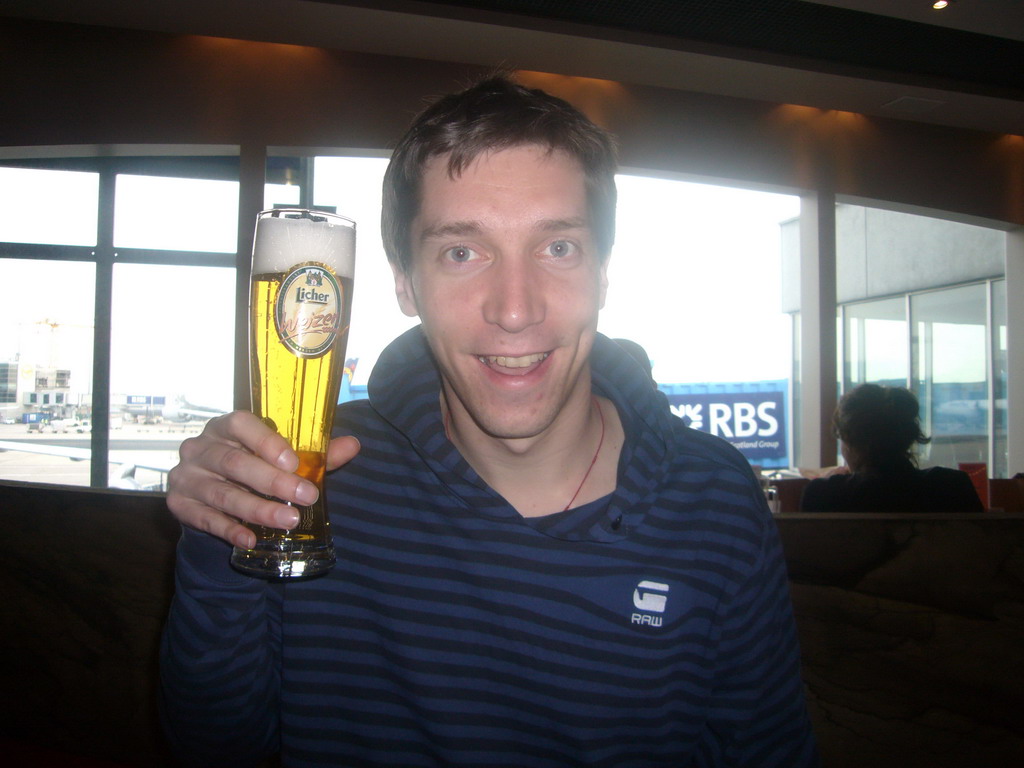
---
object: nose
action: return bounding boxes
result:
[481,255,546,333]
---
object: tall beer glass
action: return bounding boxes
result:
[230,209,356,579]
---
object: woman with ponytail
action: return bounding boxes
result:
[800,384,984,512]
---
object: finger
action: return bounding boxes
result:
[206,475,302,527]
[170,495,261,550]
[206,411,298,472]
[209,440,318,505]
[326,435,361,471]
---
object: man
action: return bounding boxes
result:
[161,75,819,767]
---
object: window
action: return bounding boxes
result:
[312,155,417,391]
[0,363,15,404]
[992,280,1008,478]
[842,297,908,389]
[0,167,99,246]
[9,152,1006,488]
[0,151,801,479]
[602,174,799,469]
[0,257,95,484]
[602,175,798,385]
[912,284,989,470]
[827,203,1008,476]
[108,263,237,490]
[0,155,242,491]
[114,174,239,252]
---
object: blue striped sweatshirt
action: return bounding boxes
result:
[160,328,819,767]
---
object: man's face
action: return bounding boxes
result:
[393,144,609,440]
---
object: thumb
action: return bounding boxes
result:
[326,434,361,471]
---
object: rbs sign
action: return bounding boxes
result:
[666,390,787,462]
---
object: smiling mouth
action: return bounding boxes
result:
[479,352,549,369]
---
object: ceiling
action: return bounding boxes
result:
[2,0,1022,135]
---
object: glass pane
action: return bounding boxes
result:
[992,280,1007,478]
[265,156,305,210]
[113,174,239,252]
[603,176,799,469]
[0,167,99,246]
[109,263,235,491]
[265,182,301,211]
[842,297,907,389]
[791,311,802,468]
[603,176,798,384]
[313,156,417,394]
[911,283,988,470]
[0,258,95,486]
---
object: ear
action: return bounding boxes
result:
[598,255,610,310]
[391,260,420,318]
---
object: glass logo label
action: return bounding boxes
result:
[275,264,342,358]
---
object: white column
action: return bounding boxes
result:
[1007,227,1024,475]
[798,191,838,469]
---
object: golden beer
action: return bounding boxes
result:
[231,209,356,579]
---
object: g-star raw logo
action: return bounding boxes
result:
[631,580,669,627]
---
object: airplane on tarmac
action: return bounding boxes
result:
[0,438,175,491]
[159,395,231,423]
[116,394,230,424]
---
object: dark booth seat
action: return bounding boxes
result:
[3,480,1023,768]
[0,482,180,767]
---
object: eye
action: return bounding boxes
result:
[542,239,579,259]
[442,245,478,263]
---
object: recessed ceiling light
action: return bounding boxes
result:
[932,1,950,9]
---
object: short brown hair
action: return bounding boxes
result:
[382,74,618,273]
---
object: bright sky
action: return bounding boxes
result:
[603,173,798,384]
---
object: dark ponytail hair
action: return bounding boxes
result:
[833,384,930,470]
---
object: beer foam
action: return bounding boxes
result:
[252,210,356,277]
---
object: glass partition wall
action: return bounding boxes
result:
[842,297,908,388]
[992,280,1008,479]
[912,284,989,470]
[798,201,1010,477]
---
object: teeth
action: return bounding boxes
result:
[481,352,549,369]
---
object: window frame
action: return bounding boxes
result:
[837,278,1005,473]
[0,153,243,488]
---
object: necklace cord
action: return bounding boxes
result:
[442,395,606,512]
[563,396,605,511]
